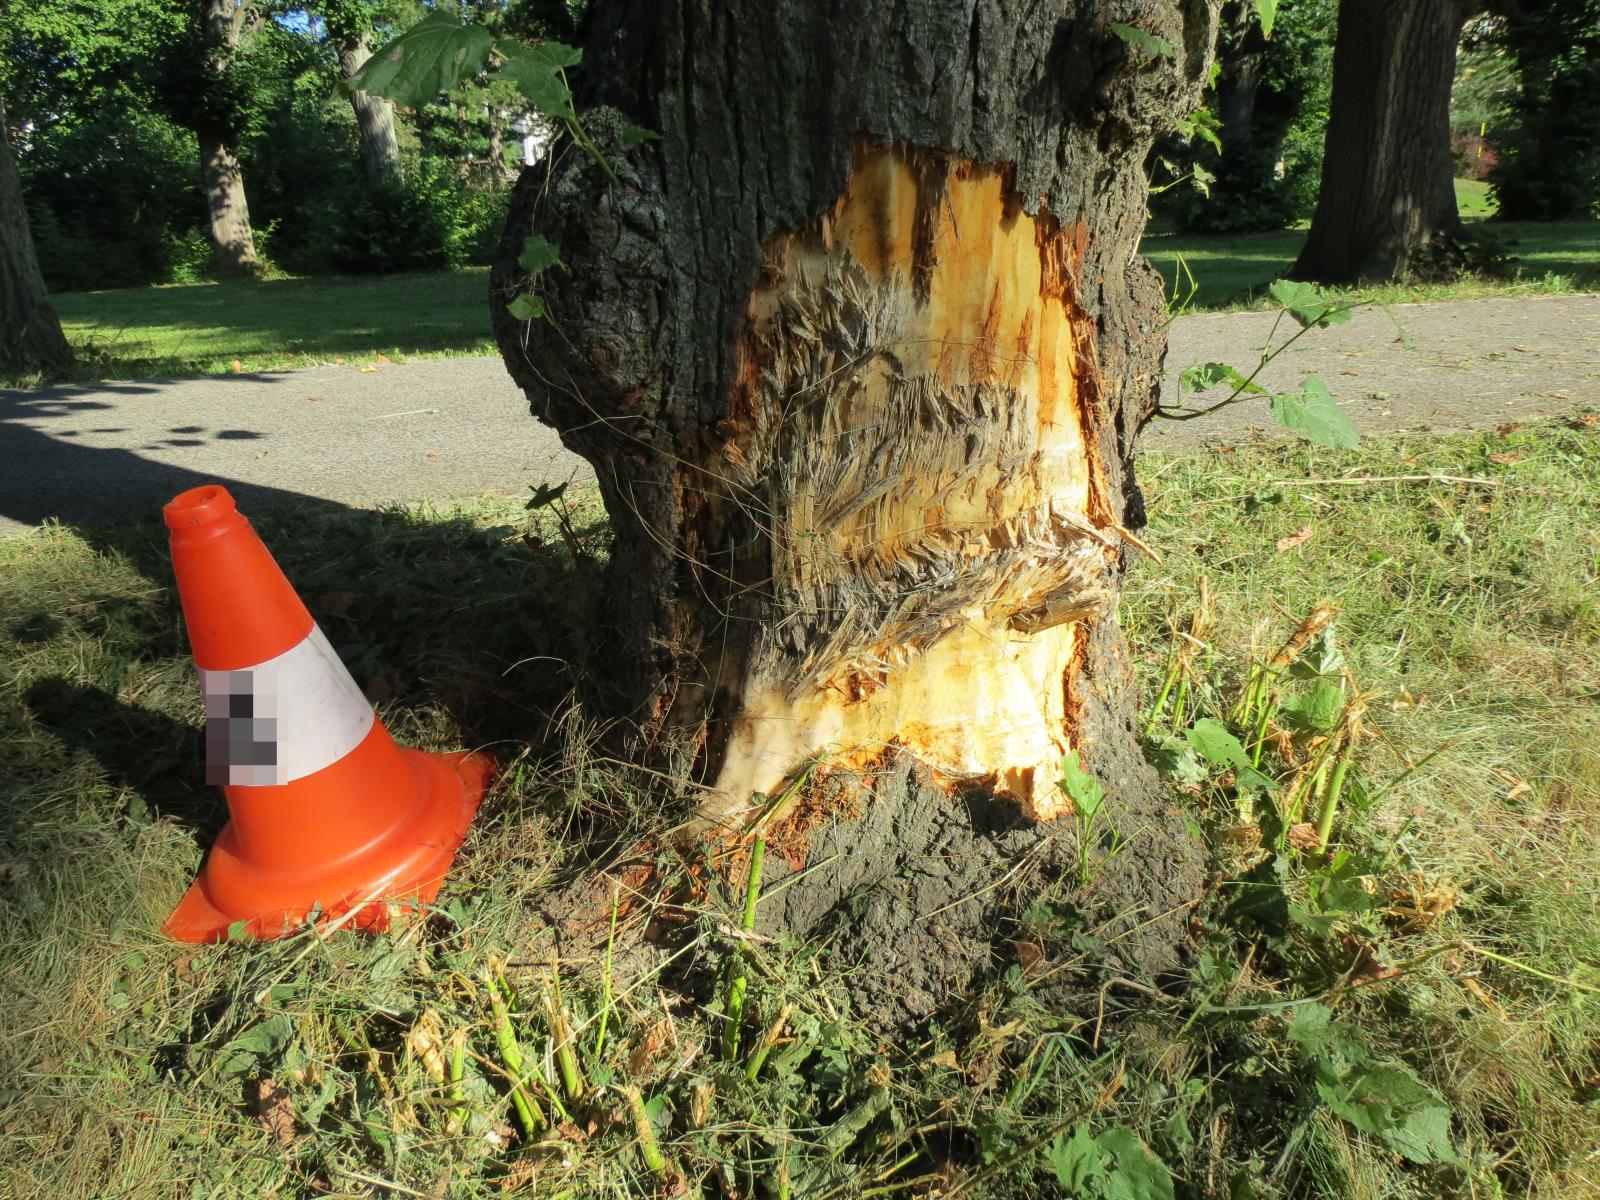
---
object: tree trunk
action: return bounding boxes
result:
[493,0,1218,1018]
[198,128,260,279]
[337,35,404,183]
[199,0,260,279]
[0,103,72,376]
[1291,0,1466,283]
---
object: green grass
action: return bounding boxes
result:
[52,269,497,379]
[1142,217,1600,311]
[3,422,1597,1198]
[27,178,1596,387]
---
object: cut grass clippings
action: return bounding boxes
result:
[2,422,1597,1198]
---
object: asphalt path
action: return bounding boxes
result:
[3,294,1595,537]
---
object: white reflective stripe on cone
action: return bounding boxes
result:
[200,625,376,787]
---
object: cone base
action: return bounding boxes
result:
[163,749,492,944]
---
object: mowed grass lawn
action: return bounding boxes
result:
[3,423,1597,1198]
[53,268,496,379]
[36,179,1600,383]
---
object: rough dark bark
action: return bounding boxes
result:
[337,35,404,183]
[0,103,72,376]
[493,0,1218,1012]
[198,0,260,279]
[1292,0,1467,283]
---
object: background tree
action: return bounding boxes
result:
[0,101,72,375]
[316,0,406,182]
[1177,0,1336,232]
[1490,0,1600,220]
[1292,0,1468,283]
[489,0,1220,990]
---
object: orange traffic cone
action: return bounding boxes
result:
[161,484,492,943]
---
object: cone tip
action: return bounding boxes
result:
[164,484,237,531]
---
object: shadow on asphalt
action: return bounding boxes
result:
[0,374,339,539]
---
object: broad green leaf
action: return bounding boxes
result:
[1043,1126,1104,1191]
[508,293,546,321]
[344,11,494,107]
[1095,1127,1175,1200]
[1271,378,1360,450]
[1267,279,1352,329]
[498,39,582,119]
[1285,1002,1340,1055]
[1316,1062,1458,1165]
[1148,736,1209,787]
[1280,679,1345,734]
[1286,627,1343,680]
[518,235,562,275]
[1185,718,1250,769]
[1253,0,1280,38]
[1060,750,1106,821]
[1179,361,1266,396]
[1110,23,1175,62]
[620,123,661,146]
[1191,161,1215,197]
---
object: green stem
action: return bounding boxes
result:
[488,979,544,1138]
[1314,752,1353,852]
[722,837,766,1061]
[593,883,620,1061]
[621,1084,668,1178]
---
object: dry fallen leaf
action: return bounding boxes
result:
[1276,526,1315,552]
[1013,940,1045,978]
[406,1008,448,1083]
[1488,453,1520,465]
[425,450,441,458]
[360,364,380,373]
[231,359,242,374]
[254,1078,296,1147]
[1286,823,1321,851]
[1577,412,1598,429]
[1497,422,1521,437]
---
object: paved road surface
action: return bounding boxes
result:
[3,294,1594,537]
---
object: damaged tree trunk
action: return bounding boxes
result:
[494,0,1218,1017]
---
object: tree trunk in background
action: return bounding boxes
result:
[198,129,259,278]
[1292,0,1466,282]
[493,0,1218,1019]
[0,104,72,375]
[337,35,403,183]
[199,0,259,279]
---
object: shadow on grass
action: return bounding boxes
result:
[4,485,607,857]
[52,270,496,379]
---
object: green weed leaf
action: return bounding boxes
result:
[1185,718,1249,769]
[620,123,661,146]
[518,235,562,275]
[1095,1127,1175,1200]
[498,39,581,119]
[1060,750,1106,821]
[508,293,546,321]
[1317,1062,1457,1164]
[1272,379,1359,450]
[344,11,494,107]
[1110,23,1175,62]
[1267,279,1353,329]
[1280,680,1345,734]
[1044,1126,1102,1190]
[1179,361,1266,397]
[1044,1126,1174,1200]
[1253,0,1280,37]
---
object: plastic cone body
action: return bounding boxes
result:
[161,485,491,943]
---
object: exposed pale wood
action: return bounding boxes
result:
[706,145,1120,820]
